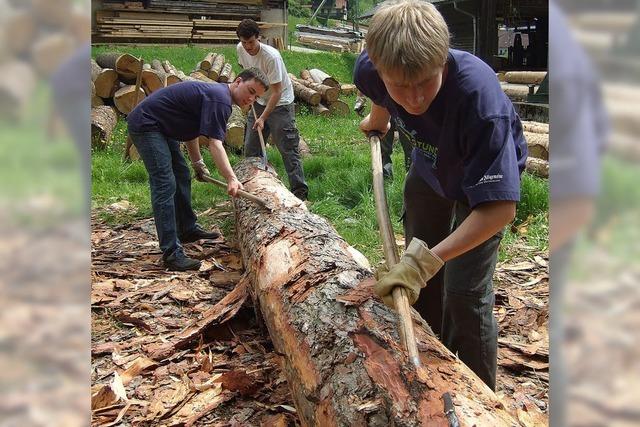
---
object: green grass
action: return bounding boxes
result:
[91,45,549,264]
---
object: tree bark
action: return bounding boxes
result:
[114,85,146,115]
[225,105,246,149]
[289,75,321,106]
[201,52,216,71]
[309,68,340,88]
[91,105,118,149]
[190,70,215,83]
[91,59,119,98]
[294,76,339,104]
[218,63,233,83]
[96,52,141,84]
[524,131,549,161]
[526,157,549,178]
[232,159,521,426]
[521,121,548,134]
[209,54,225,81]
[504,71,547,85]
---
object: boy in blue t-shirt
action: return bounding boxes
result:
[355,0,527,390]
[127,68,268,271]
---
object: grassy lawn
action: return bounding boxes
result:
[91,45,548,264]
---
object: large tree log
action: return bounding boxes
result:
[526,157,549,178]
[225,104,246,149]
[91,59,119,98]
[308,68,340,88]
[209,54,225,81]
[327,100,350,116]
[96,52,141,83]
[521,121,548,134]
[232,159,520,426]
[91,106,118,149]
[114,85,146,115]
[218,63,233,83]
[524,131,549,160]
[311,103,330,116]
[292,74,339,104]
[340,83,357,96]
[141,69,164,94]
[201,52,216,71]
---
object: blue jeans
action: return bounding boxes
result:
[129,131,197,259]
[403,165,501,390]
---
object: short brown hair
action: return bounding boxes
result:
[236,19,260,39]
[366,0,450,79]
[237,67,269,91]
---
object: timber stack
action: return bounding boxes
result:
[290,68,353,117]
[295,24,364,53]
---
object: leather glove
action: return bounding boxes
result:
[192,159,210,182]
[353,96,367,117]
[374,238,444,308]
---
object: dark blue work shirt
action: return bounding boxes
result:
[354,49,527,208]
[127,81,232,142]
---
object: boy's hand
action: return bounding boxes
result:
[226,176,244,197]
[374,238,444,308]
[192,159,210,182]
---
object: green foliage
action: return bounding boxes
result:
[289,0,311,18]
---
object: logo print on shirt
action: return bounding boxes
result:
[471,174,504,187]
[396,118,438,168]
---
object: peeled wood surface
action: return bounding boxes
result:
[225,104,246,148]
[233,159,519,426]
[522,121,548,134]
[504,71,547,85]
[201,52,215,70]
[91,106,118,149]
[141,69,164,94]
[309,68,339,88]
[96,52,141,83]
[340,83,357,95]
[526,157,549,178]
[218,63,233,83]
[91,59,119,98]
[289,74,321,105]
[524,131,549,161]
[501,83,535,102]
[114,85,146,114]
[209,54,225,81]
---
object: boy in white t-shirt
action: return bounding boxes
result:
[236,19,308,201]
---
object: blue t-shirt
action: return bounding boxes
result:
[354,49,527,208]
[127,81,232,142]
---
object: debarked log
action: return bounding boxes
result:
[232,158,519,426]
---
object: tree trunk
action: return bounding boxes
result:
[312,103,330,116]
[327,100,350,116]
[209,54,225,81]
[296,77,339,103]
[232,159,521,427]
[521,121,548,134]
[526,157,549,178]
[114,85,146,115]
[91,106,118,149]
[96,52,141,84]
[201,52,216,71]
[524,131,549,161]
[91,59,119,98]
[225,105,246,149]
[309,68,340,88]
[504,71,547,85]
[289,75,321,106]
[218,63,233,83]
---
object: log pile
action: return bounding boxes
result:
[289,68,353,117]
[231,158,530,425]
[521,120,549,178]
[295,25,364,53]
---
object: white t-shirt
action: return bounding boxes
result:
[236,42,294,106]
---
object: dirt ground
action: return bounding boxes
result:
[90,204,548,426]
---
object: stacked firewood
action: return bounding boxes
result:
[522,120,549,178]
[289,68,356,117]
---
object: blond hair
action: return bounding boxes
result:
[366,0,450,78]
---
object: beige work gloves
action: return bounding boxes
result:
[374,237,444,308]
[192,159,211,182]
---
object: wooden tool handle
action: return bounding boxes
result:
[200,175,269,210]
[369,134,421,367]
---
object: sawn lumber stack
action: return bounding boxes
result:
[232,158,521,426]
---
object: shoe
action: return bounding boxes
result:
[180,226,221,243]
[164,254,201,271]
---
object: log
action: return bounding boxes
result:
[496,72,506,82]
[500,82,534,102]
[293,74,339,103]
[114,85,146,115]
[209,54,225,81]
[289,75,321,106]
[504,71,547,85]
[91,105,118,149]
[327,100,350,116]
[0,61,35,121]
[218,63,233,83]
[225,104,246,148]
[96,52,141,83]
[340,83,357,96]
[91,94,104,107]
[141,69,164,94]
[232,158,520,426]
[228,70,236,83]
[524,131,549,161]
[91,59,119,98]
[190,70,215,83]
[311,103,330,116]
[521,121,548,134]
[309,68,340,88]
[300,69,313,83]
[526,157,549,178]
[201,52,216,71]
